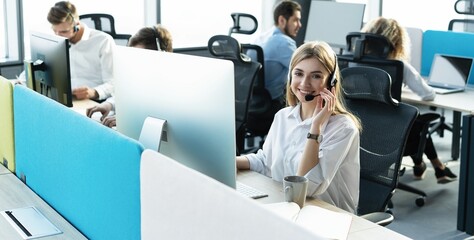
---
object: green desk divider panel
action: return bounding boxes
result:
[421,30,474,85]
[0,76,15,172]
[13,85,144,239]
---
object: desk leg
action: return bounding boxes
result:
[452,111,461,160]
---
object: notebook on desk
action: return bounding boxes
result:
[427,54,473,94]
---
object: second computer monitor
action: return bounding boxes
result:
[25,31,73,107]
[305,1,365,50]
[114,46,236,188]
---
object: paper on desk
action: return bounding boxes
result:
[265,202,352,240]
[1,206,62,239]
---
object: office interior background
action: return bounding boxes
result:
[0,0,466,79]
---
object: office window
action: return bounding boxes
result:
[161,0,263,48]
[1,0,21,64]
[0,1,4,60]
[22,0,144,59]
[382,0,460,31]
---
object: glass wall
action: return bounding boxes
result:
[381,0,461,31]
[1,0,22,64]
[21,0,145,59]
[160,0,264,48]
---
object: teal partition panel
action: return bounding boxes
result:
[421,30,474,85]
[13,86,144,239]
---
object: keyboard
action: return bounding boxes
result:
[236,182,268,199]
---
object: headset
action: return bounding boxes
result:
[151,26,162,51]
[327,53,338,88]
[289,52,338,88]
[58,3,79,33]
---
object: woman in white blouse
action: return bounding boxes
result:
[361,17,457,183]
[237,41,362,214]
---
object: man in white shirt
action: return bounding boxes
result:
[47,1,115,101]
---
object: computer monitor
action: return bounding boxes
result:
[24,31,72,107]
[113,46,237,188]
[305,1,365,50]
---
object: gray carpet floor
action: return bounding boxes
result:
[386,106,473,240]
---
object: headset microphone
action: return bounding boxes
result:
[305,94,319,101]
[305,54,338,102]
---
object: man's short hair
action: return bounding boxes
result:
[47,1,77,25]
[273,0,302,25]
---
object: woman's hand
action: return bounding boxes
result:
[312,87,336,129]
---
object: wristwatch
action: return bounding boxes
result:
[307,133,323,143]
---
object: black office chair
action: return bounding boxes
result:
[339,32,440,207]
[208,35,262,155]
[228,13,273,154]
[79,13,131,46]
[341,66,419,224]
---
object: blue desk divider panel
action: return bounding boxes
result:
[421,30,474,84]
[0,76,15,172]
[13,86,144,240]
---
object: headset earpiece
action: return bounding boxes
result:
[327,53,338,88]
[73,23,79,33]
[151,26,162,51]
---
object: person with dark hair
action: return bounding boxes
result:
[48,1,115,101]
[362,17,457,183]
[247,0,303,134]
[86,24,173,128]
[237,41,361,213]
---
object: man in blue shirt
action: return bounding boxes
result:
[247,0,302,135]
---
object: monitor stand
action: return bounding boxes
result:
[138,117,167,151]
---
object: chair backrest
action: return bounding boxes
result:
[341,66,418,215]
[208,35,261,153]
[339,32,405,101]
[228,13,258,36]
[228,13,273,141]
[79,13,131,46]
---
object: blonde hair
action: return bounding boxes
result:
[286,41,361,130]
[361,17,411,61]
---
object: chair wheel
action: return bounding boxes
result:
[415,197,425,207]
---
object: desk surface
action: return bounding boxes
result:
[237,170,410,240]
[401,87,474,114]
[0,165,87,240]
[0,164,10,175]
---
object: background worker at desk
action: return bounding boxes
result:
[247,0,303,132]
[361,17,457,183]
[237,41,361,214]
[48,1,115,101]
[86,24,174,127]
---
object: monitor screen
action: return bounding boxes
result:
[305,1,365,49]
[113,46,237,188]
[25,31,72,107]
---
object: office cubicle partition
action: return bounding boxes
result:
[13,86,144,239]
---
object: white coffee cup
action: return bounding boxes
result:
[283,175,308,208]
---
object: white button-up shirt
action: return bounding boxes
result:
[69,25,115,100]
[246,104,360,213]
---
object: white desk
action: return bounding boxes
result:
[401,87,474,160]
[237,170,411,240]
[0,164,10,175]
[0,165,87,240]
